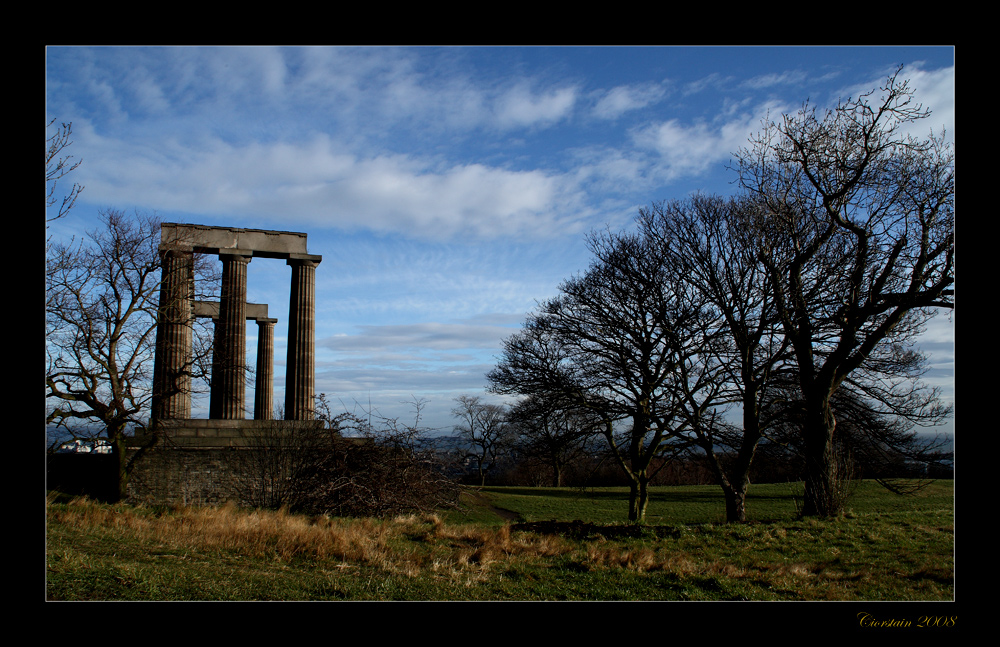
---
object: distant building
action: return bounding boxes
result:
[55,438,113,454]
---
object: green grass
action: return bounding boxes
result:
[466,480,954,525]
[46,480,954,601]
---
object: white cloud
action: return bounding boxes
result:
[494,83,578,129]
[632,118,740,179]
[628,98,789,182]
[902,65,955,140]
[325,156,582,239]
[681,72,729,96]
[740,70,811,90]
[593,83,666,120]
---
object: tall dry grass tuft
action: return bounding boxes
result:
[398,513,446,541]
[580,543,750,578]
[659,552,699,575]
[49,497,155,536]
[760,562,816,598]
[528,532,569,557]
[406,520,574,574]
[165,504,398,564]
[463,525,514,566]
[584,544,660,572]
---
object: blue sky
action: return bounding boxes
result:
[45,46,955,436]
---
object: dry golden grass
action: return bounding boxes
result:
[48,496,574,582]
[50,496,398,565]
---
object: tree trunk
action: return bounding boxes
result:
[705,454,750,524]
[800,400,840,517]
[722,402,762,523]
[627,474,650,523]
[110,431,129,503]
[722,484,748,524]
[702,415,758,524]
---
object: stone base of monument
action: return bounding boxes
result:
[126,418,327,506]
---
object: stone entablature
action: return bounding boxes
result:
[159,223,321,262]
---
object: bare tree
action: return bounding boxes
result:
[46,119,84,223]
[452,395,514,486]
[489,228,725,522]
[732,68,954,516]
[507,395,601,487]
[45,210,217,500]
[329,397,461,516]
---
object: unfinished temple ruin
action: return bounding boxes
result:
[127,224,324,505]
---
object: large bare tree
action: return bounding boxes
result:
[732,68,954,516]
[46,210,217,500]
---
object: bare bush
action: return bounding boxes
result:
[230,396,461,517]
[227,421,335,511]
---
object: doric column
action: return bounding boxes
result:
[208,317,224,417]
[152,247,193,422]
[210,252,251,419]
[254,318,277,420]
[285,257,320,420]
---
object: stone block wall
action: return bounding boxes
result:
[126,446,241,506]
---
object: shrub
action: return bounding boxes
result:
[229,399,461,517]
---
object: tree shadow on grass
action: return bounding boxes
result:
[511,519,683,540]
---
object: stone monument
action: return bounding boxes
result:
[127,224,324,504]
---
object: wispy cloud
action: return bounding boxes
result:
[630,99,786,181]
[740,69,812,90]
[592,83,667,120]
[73,131,592,239]
[493,83,579,130]
[322,320,514,353]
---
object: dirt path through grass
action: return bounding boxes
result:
[464,489,522,522]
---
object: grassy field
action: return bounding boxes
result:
[45,480,954,601]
